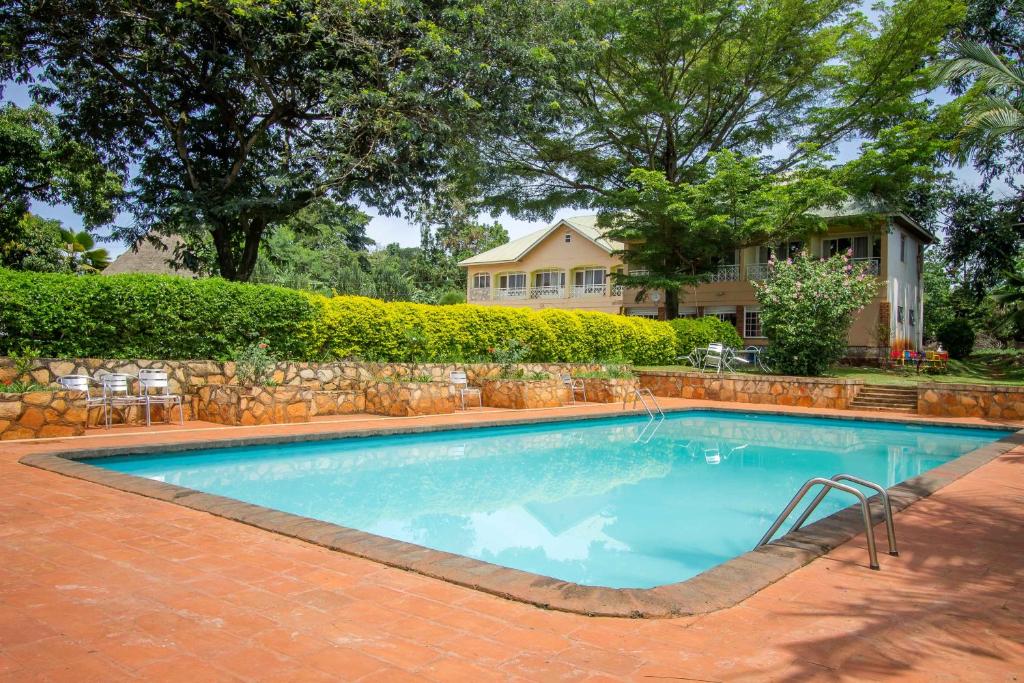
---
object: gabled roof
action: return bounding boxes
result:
[458,215,624,266]
[810,197,936,244]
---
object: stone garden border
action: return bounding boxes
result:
[19,407,1024,618]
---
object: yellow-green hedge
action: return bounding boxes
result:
[0,269,676,364]
[301,295,677,365]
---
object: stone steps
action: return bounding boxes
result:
[850,384,918,413]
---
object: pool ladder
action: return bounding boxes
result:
[754,475,899,570]
[624,387,664,419]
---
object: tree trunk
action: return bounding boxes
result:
[664,287,679,321]
[208,217,265,281]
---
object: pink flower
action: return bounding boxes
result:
[258,343,268,349]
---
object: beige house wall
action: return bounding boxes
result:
[464,222,625,314]
[464,216,927,352]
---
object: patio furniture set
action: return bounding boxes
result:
[57,370,184,428]
[889,348,949,373]
[686,343,772,374]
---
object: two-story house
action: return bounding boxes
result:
[460,201,934,354]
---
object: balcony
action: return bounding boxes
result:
[709,265,740,282]
[468,287,491,301]
[495,287,527,299]
[746,263,772,281]
[853,257,881,275]
[529,286,564,299]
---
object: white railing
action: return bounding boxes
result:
[529,286,564,299]
[469,287,491,301]
[745,263,772,281]
[853,257,881,275]
[709,265,740,282]
[571,284,608,297]
[611,284,624,296]
[495,287,527,299]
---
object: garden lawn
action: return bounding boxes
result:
[637,351,1024,387]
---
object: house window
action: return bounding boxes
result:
[626,308,659,319]
[678,306,700,319]
[822,235,881,259]
[774,240,804,259]
[744,308,764,338]
[564,233,571,243]
[897,306,904,323]
[472,273,490,289]
[533,270,565,288]
[574,268,606,286]
[900,233,906,262]
[909,309,916,327]
[498,272,526,290]
[706,306,737,328]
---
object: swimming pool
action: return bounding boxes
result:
[96,411,1008,589]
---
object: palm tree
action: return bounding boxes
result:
[59,228,110,272]
[939,41,1024,158]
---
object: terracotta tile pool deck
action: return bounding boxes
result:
[2,400,1023,681]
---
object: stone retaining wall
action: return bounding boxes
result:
[918,383,1024,420]
[194,385,312,426]
[638,371,863,409]
[480,379,571,409]
[364,381,457,417]
[0,358,602,394]
[311,390,365,417]
[581,377,638,404]
[0,390,91,440]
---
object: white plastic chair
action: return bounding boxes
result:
[137,369,184,426]
[100,373,146,429]
[561,374,587,404]
[57,374,107,427]
[449,371,482,411]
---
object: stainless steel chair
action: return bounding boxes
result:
[100,373,146,428]
[449,371,482,411]
[57,374,107,427]
[561,374,587,404]
[137,369,185,426]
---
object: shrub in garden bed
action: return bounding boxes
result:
[0,269,676,365]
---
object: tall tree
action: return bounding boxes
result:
[942,186,1024,300]
[0,103,122,263]
[2,0,534,280]
[470,0,963,317]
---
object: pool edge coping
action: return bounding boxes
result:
[19,406,1024,619]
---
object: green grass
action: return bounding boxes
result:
[637,350,1024,386]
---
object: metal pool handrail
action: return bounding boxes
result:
[755,476,890,570]
[788,473,899,558]
[624,387,664,419]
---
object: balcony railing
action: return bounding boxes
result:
[853,257,881,275]
[709,264,740,282]
[746,263,772,281]
[469,287,491,301]
[529,285,564,299]
[495,287,527,299]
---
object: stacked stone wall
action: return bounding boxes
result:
[918,383,1024,420]
[638,371,862,409]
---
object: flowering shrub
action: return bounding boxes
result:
[234,341,276,386]
[753,250,879,376]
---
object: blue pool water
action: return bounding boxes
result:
[97,411,1008,588]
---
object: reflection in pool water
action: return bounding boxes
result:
[97,412,1008,588]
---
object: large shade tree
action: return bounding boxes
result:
[471,0,963,317]
[2,0,539,280]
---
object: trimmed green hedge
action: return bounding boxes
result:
[668,316,744,358]
[0,269,676,364]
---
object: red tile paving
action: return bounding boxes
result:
[1,400,1023,681]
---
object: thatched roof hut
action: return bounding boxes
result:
[103,234,198,277]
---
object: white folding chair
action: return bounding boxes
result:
[561,374,587,404]
[100,373,147,428]
[449,371,482,411]
[57,374,107,427]
[138,369,184,426]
